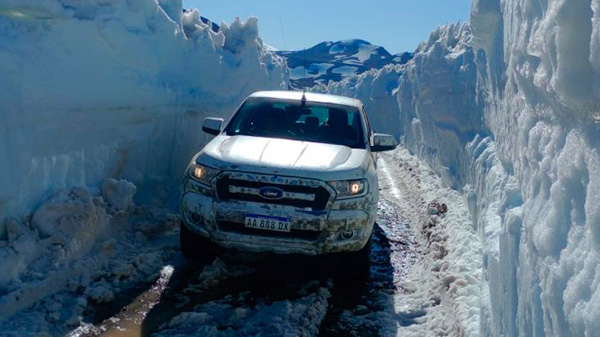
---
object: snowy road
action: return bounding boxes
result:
[3,147,480,337]
[71,151,421,337]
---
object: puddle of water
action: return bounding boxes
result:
[68,265,174,337]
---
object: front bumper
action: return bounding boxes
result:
[180,178,376,255]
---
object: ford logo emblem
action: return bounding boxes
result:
[258,186,285,200]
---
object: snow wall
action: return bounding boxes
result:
[317,65,405,140]
[0,0,287,228]
[319,1,600,336]
[0,0,286,314]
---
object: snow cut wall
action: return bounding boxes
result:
[319,65,405,139]
[0,0,288,228]
[470,0,600,336]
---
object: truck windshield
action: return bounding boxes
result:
[225,98,366,149]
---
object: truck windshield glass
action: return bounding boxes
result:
[225,98,366,149]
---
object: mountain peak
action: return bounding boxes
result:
[276,40,413,89]
[339,39,372,45]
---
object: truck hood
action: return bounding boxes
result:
[198,135,368,174]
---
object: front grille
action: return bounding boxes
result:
[215,176,330,210]
[218,221,321,241]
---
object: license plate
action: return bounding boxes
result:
[244,214,291,232]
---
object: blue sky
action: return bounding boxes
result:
[181,1,471,54]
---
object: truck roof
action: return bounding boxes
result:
[249,91,362,108]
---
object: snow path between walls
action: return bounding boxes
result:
[378,147,483,337]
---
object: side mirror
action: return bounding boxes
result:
[202,117,224,136]
[371,133,398,152]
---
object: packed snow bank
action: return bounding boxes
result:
[396,15,600,336]
[0,0,287,226]
[469,0,600,335]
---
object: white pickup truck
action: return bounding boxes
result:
[180,91,397,273]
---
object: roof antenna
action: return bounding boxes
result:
[301,47,307,106]
[303,47,307,92]
[279,14,292,91]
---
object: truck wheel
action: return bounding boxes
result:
[338,238,372,280]
[180,222,214,262]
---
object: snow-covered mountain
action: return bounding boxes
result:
[276,39,412,88]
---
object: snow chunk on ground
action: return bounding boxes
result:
[102,178,136,213]
[32,187,108,242]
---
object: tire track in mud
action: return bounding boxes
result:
[378,155,428,232]
[318,156,423,336]
[379,150,475,336]
[74,253,330,337]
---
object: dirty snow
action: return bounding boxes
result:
[0,180,180,336]
[377,149,482,336]
[154,282,331,337]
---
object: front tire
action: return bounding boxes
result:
[180,222,214,262]
[337,238,372,280]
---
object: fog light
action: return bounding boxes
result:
[341,229,354,240]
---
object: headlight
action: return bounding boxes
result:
[329,179,368,199]
[189,164,220,185]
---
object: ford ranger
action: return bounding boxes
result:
[180,91,397,272]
